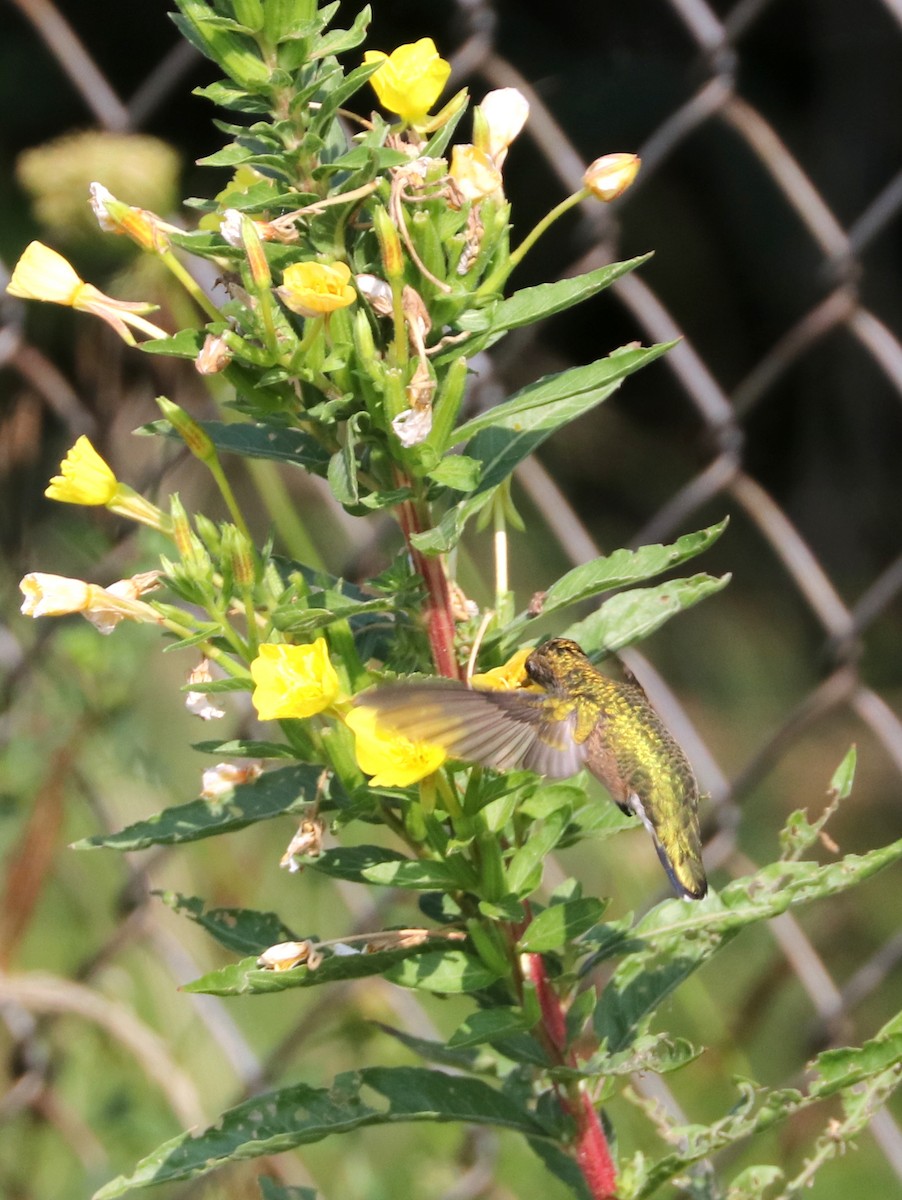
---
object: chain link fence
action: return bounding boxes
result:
[2,0,902,1194]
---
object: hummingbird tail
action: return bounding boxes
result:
[629,791,708,900]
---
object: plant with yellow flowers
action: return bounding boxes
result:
[11,3,902,1199]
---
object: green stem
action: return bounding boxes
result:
[206,456,254,545]
[160,249,223,323]
[479,187,590,296]
[243,456,324,568]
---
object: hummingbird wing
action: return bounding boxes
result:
[355,680,589,777]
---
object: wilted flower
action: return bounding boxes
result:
[6,241,168,344]
[250,639,343,721]
[280,816,325,872]
[345,705,446,787]
[89,182,177,253]
[19,572,160,634]
[355,272,393,317]
[276,261,356,318]
[364,38,451,126]
[200,761,263,799]
[185,659,226,720]
[195,332,232,375]
[256,941,318,971]
[478,88,529,166]
[583,153,641,202]
[449,144,503,204]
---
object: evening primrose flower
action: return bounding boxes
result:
[583,153,641,202]
[250,639,343,721]
[276,261,356,319]
[89,182,178,253]
[44,436,169,531]
[449,144,503,204]
[200,761,263,799]
[364,38,451,126]
[345,705,447,787]
[19,572,160,633]
[470,647,534,691]
[6,241,168,344]
[478,88,529,166]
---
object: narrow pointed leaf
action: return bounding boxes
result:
[72,765,325,851]
[93,1066,548,1197]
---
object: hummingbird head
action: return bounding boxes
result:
[525,638,589,688]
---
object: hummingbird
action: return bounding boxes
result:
[357,637,706,899]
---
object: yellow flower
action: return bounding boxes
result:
[449,144,503,203]
[276,261,356,319]
[250,640,342,720]
[345,705,447,787]
[364,38,451,125]
[583,153,641,202]
[6,241,168,344]
[43,436,169,531]
[471,647,534,691]
[45,435,118,506]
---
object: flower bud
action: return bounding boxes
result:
[156,396,216,463]
[583,153,641,202]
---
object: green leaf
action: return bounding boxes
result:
[501,521,728,646]
[489,254,653,334]
[809,1032,902,1096]
[506,808,570,897]
[427,455,482,492]
[362,858,465,890]
[563,573,732,657]
[72,764,326,851]
[157,892,298,956]
[453,341,674,443]
[92,1066,548,1196]
[184,944,444,996]
[172,0,272,90]
[593,835,902,1054]
[725,1166,784,1199]
[829,744,857,800]
[191,739,297,758]
[584,1032,701,1079]
[301,845,410,883]
[518,898,607,953]
[412,343,672,555]
[384,948,502,993]
[448,1008,529,1047]
[198,419,331,471]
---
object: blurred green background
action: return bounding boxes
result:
[2,1,902,1197]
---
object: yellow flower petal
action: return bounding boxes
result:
[364,38,451,125]
[345,705,446,787]
[6,241,84,305]
[250,640,342,720]
[276,261,356,318]
[470,647,534,691]
[45,435,119,506]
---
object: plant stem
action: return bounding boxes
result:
[394,474,461,680]
[521,951,618,1199]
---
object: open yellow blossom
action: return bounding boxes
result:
[250,640,342,720]
[470,646,535,691]
[276,261,356,319]
[364,38,451,125]
[345,705,447,787]
[583,153,641,202]
[43,436,169,531]
[45,435,118,506]
[6,241,168,344]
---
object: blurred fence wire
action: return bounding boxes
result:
[3,0,902,1192]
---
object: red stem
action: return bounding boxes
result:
[395,485,462,680]
[523,951,618,1200]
